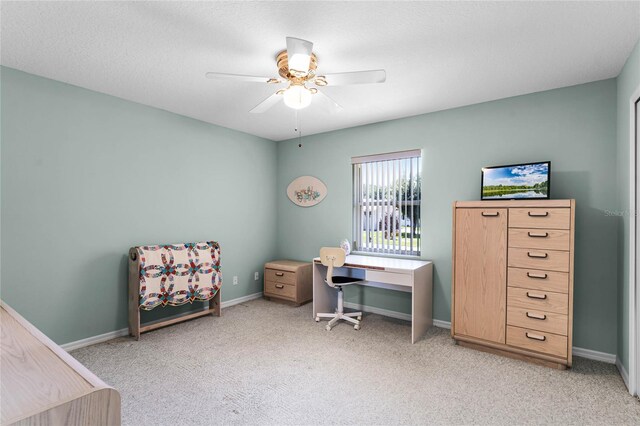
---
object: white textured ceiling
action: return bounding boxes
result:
[2,1,639,141]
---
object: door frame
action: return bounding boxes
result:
[629,84,640,397]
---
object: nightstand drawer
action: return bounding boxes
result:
[509,208,570,230]
[508,228,570,251]
[265,268,296,285]
[507,287,568,314]
[508,248,569,272]
[507,326,567,358]
[507,307,568,335]
[264,280,296,300]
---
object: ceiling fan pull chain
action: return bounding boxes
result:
[296,110,303,147]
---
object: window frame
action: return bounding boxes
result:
[351,149,422,257]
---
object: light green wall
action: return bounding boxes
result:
[0,67,278,345]
[277,79,619,353]
[616,40,640,371]
[0,64,627,356]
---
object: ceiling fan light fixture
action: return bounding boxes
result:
[283,85,313,110]
[288,53,311,76]
[286,37,313,77]
[206,36,385,115]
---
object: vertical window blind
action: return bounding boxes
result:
[352,149,422,256]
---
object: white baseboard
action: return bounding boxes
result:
[344,301,452,329]
[616,356,630,390]
[63,296,622,370]
[572,347,616,364]
[61,292,263,352]
[61,328,130,352]
[344,302,619,365]
[343,302,412,322]
[222,291,263,308]
[433,319,451,329]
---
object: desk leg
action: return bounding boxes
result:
[411,263,433,343]
[313,263,336,319]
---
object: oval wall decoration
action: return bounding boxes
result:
[287,176,327,207]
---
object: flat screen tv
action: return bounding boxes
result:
[481,161,550,200]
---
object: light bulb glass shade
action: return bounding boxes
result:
[283,85,312,110]
[286,37,313,76]
[288,53,311,75]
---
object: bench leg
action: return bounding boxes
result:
[210,288,222,317]
[128,253,141,340]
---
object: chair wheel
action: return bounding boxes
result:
[315,317,320,322]
[354,324,360,330]
[357,316,362,321]
[325,325,332,331]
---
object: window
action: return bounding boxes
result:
[352,149,422,256]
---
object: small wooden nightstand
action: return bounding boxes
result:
[264,260,312,305]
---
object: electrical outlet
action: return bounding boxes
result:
[233,276,238,285]
[254,272,259,281]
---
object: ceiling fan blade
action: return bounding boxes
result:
[205,72,280,84]
[314,90,343,114]
[249,92,282,113]
[286,37,313,75]
[316,70,386,86]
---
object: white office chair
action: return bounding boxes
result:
[315,247,363,331]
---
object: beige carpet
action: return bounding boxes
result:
[72,299,640,425]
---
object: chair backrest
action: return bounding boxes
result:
[319,247,346,288]
[320,247,346,267]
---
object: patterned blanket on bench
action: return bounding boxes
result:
[134,241,222,310]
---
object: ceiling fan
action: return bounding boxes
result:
[205,37,386,113]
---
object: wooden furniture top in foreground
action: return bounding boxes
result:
[1,301,121,426]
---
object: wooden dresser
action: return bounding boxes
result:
[264,260,312,305]
[451,200,575,369]
[1,301,121,425]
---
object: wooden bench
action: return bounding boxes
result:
[1,301,121,425]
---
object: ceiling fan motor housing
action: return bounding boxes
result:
[276,50,318,82]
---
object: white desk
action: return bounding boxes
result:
[312,254,433,343]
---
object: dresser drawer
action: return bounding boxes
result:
[508,248,570,272]
[506,326,567,358]
[264,280,296,300]
[509,208,570,230]
[507,306,568,335]
[508,228,570,251]
[265,268,296,285]
[508,267,569,293]
[507,286,568,314]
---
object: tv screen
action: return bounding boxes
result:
[481,161,550,200]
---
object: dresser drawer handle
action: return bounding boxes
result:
[526,332,546,341]
[527,251,548,259]
[275,272,284,277]
[526,312,547,320]
[481,212,499,217]
[528,211,549,217]
[526,272,548,279]
[275,284,284,289]
[528,232,549,238]
[526,291,548,300]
